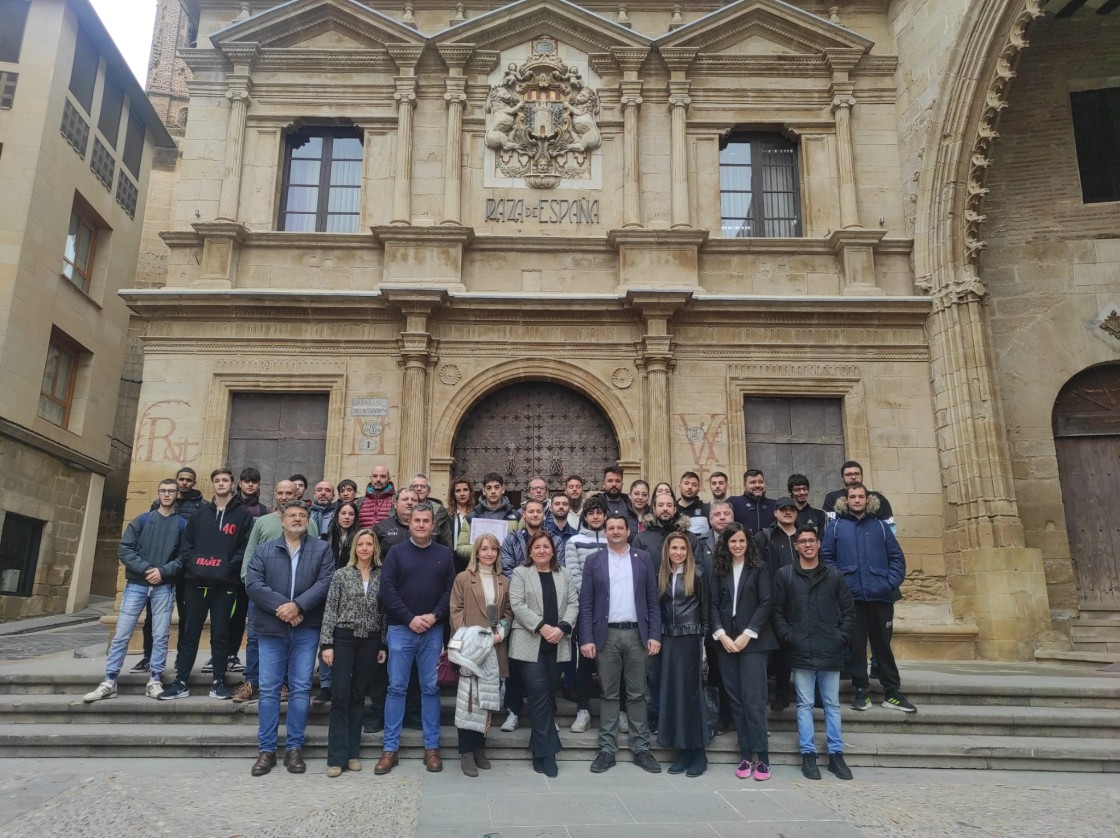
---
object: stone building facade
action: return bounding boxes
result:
[120,0,1119,661]
[0,0,174,619]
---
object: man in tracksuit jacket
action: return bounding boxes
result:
[159,467,253,701]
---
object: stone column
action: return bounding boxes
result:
[831,94,860,229]
[620,82,644,229]
[668,89,692,228]
[442,81,467,225]
[216,86,251,222]
[391,79,417,226]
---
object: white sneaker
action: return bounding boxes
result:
[570,709,591,733]
[500,710,519,732]
[618,712,629,733]
[83,680,117,703]
[145,680,163,699]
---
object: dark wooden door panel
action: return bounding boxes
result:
[453,383,619,495]
[228,393,329,501]
[745,397,844,505]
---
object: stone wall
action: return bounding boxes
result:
[980,15,1120,612]
[0,439,91,621]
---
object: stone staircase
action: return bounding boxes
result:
[1037,606,1120,667]
[1,659,1118,771]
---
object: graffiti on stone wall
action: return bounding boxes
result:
[676,413,728,483]
[135,400,198,463]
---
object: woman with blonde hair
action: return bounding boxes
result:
[449,533,513,776]
[319,529,386,777]
[656,532,711,776]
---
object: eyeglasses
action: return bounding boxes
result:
[795,539,819,546]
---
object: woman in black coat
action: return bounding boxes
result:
[710,523,778,781]
[656,532,711,777]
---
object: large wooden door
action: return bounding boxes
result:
[1053,365,1120,607]
[744,397,844,504]
[453,382,619,496]
[227,393,330,502]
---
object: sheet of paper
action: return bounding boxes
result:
[470,518,511,544]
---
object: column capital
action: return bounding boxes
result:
[394,77,418,106]
[225,87,252,104]
[219,42,260,73]
[387,43,424,75]
[668,93,692,111]
[437,44,475,73]
[660,47,698,78]
[620,79,644,109]
[830,93,856,113]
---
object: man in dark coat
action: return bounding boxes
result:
[772,525,855,782]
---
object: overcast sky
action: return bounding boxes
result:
[89,0,159,84]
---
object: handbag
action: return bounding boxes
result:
[437,650,459,688]
[702,684,721,740]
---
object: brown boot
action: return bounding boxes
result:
[424,748,443,773]
[251,751,276,776]
[474,749,491,770]
[460,751,478,777]
[283,748,306,774]
[374,751,398,775]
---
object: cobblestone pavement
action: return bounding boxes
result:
[0,622,106,663]
[1,758,1115,838]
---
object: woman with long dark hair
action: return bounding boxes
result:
[657,531,711,776]
[319,529,386,777]
[448,478,474,548]
[509,531,577,777]
[323,501,359,568]
[628,480,651,534]
[449,533,513,776]
[710,523,777,781]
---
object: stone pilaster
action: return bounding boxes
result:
[825,49,863,230]
[662,49,696,230]
[438,45,473,226]
[387,45,423,226]
[214,45,257,223]
[612,47,648,229]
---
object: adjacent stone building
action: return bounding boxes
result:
[118,0,1118,661]
[0,0,175,619]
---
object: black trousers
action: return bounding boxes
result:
[175,585,234,683]
[850,600,901,692]
[327,628,379,767]
[520,646,562,758]
[704,639,732,723]
[226,583,250,658]
[458,727,486,755]
[770,648,792,699]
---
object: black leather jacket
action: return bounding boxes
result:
[659,569,710,637]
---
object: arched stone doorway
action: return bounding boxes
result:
[452,381,620,497]
[1052,364,1120,607]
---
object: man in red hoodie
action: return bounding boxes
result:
[358,465,394,529]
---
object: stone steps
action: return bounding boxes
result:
[1034,649,1120,666]
[1,721,1116,771]
[4,692,1118,739]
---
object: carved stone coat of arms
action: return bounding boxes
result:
[484,37,602,189]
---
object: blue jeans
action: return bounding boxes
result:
[106,582,175,681]
[383,624,442,751]
[257,627,319,753]
[792,668,843,755]
[244,601,258,684]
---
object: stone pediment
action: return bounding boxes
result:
[210,0,426,53]
[431,0,651,58]
[655,0,873,58]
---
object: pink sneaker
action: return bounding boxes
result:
[734,759,753,779]
[753,760,771,781]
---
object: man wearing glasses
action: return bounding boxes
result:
[771,526,855,782]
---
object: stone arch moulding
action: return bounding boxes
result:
[430,359,642,470]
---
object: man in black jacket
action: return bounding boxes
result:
[756,498,799,710]
[159,468,253,702]
[788,474,827,538]
[728,469,777,535]
[771,525,855,782]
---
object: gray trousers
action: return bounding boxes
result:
[596,627,650,754]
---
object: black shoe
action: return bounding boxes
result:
[201,658,214,674]
[130,658,150,673]
[532,756,545,774]
[312,688,332,706]
[828,752,853,780]
[882,691,917,713]
[686,750,707,778]
[801,753,821,780]
[716,717,732,735]
[589,751,615,773]
[363,718,384,734]
[542,755,558,778]
[209,680,231,700]
[668,749,692,775]
[851,689,871,711]
[633,750,661,774]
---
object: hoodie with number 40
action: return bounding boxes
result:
[172,495,253,589]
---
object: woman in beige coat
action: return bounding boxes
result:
[509,532,578,778]
[450,533,513,776]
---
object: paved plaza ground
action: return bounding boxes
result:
[1,756,1117,837]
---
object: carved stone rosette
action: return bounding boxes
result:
[484,37,602,189]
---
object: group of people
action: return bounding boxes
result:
[88,459,912,782]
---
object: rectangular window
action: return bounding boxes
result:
[68,30,98,113]
[116,171,138,219]
[38,330,81,427]
[1070,87,1120,204]
[97,73,123,147]
[720,132,802,238]
[90,137,114,190]
[0,0,30,64]
[60,98,89,157]
[280,128,363,233]
[61,200,100,292]
[0,70,15,108]
[121,108,144,177]
[0,512,43,598]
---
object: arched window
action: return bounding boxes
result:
[719,131,801,238]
